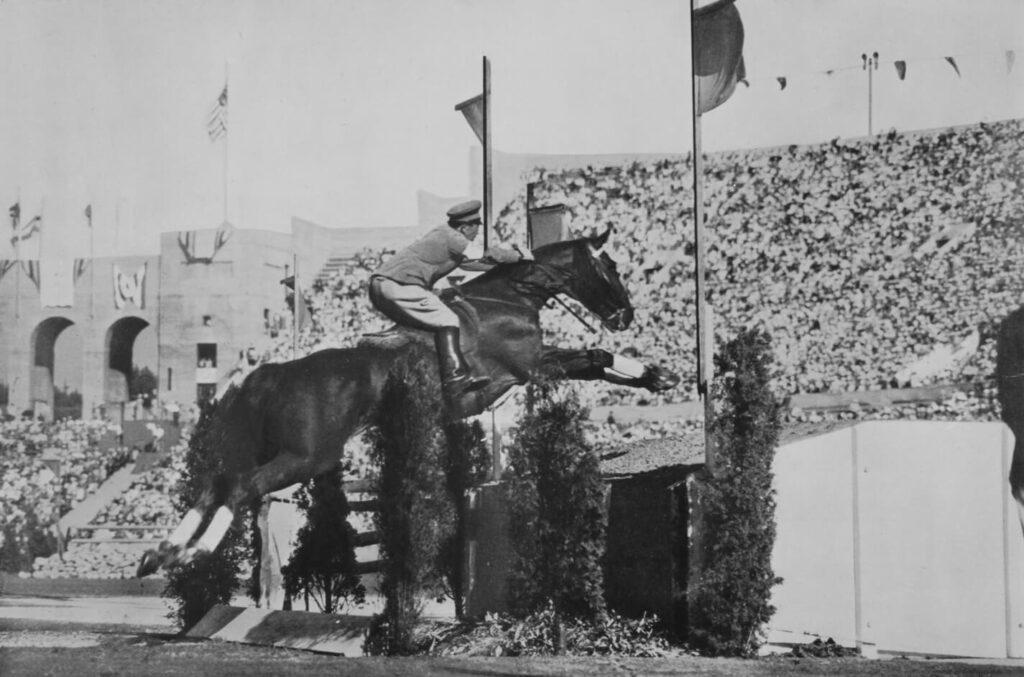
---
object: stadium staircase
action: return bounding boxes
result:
[60,451,172,548]
[314,254,359,286]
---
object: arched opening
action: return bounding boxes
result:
[53,324,84,420]
[30,316,74,421]
[105,316,151,419]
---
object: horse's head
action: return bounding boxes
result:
[531,226,634,331]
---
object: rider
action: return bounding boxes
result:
[368,199,521,398]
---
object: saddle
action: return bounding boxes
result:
[358,296,481,351]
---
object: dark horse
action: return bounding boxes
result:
[998,306,1024,531]
[137,227,679,576]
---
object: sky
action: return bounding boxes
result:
[0,0,1022,261]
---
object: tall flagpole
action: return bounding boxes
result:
[292,254,298,361]
[13,195,20,319]
[223,63,229,225]
[690,4,715,474]
[87,205,95,319]
[482,56,492,252]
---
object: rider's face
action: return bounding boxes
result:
[460,221,481,240]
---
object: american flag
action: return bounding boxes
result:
[207,84,228,141]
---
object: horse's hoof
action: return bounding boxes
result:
[136,549,162,578]
[643,365,681,392]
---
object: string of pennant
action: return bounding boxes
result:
[746,49,1017,91]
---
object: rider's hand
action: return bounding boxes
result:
[484,245,522,264]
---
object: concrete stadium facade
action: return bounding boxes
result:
[0,218,422,421]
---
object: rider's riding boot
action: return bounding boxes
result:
[435,327,490,396]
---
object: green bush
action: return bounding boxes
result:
[365,350,455,655]
[688,328,782,656]
[163,398,251,631]
[282,466,366,613]
[504,379,606,622]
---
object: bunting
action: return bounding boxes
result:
[21,260,39,289]
[74,258,89,281]
[10,215,41,245]
[0,260,15,281]
[176,222,234,264]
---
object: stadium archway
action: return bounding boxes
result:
[106,316,151,412]
[29,316,75,420]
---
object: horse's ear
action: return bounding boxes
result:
[589,224,613,251]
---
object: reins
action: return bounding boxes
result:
[456,260,599,333]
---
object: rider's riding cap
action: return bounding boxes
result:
[447,200,482,226]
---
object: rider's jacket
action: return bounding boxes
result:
[373,224,470,289]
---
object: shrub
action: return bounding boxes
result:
[163,397,251,630]
[365,349,455,655]
[687,328,782,656]
[504,379,606,623]
[281,466,366,613]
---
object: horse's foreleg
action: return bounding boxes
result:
[136,479,226,577]
[541,347,680,392]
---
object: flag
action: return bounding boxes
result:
[9,202,19,223]
[1007,50,1016,74]
[11,215,41,244]
[895,60,907,80]
[455,93,484,143]
[281,275,311,331]
[945,56,961,78]
[84,204,92,223]
[776,76,787,91]
[208,84,228,141]
[693,0,746,115]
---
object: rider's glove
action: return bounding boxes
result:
[484,245,523,264]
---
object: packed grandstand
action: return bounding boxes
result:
[2,117,1021,578]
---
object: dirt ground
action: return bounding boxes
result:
[4,616,1024,677]
[3,576,1024,676]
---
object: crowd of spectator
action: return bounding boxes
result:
[263,119,1023,419]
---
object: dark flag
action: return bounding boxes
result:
[455,93,485,143]
[895,60,907,80]
[776,76,787,90]
[693,0,746,114]
[944,56,961,78]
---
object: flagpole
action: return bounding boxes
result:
[482,56,492,251]
[690,1,715,474]
[862,51,878,136]
[223,63,229,225]
[13,195,20,320]
[88,206,95,319]
[292,254,298,361]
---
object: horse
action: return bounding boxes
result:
[136,226,680,577]
[998,306,1024,531]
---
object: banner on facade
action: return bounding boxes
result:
[113,263,146,309]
